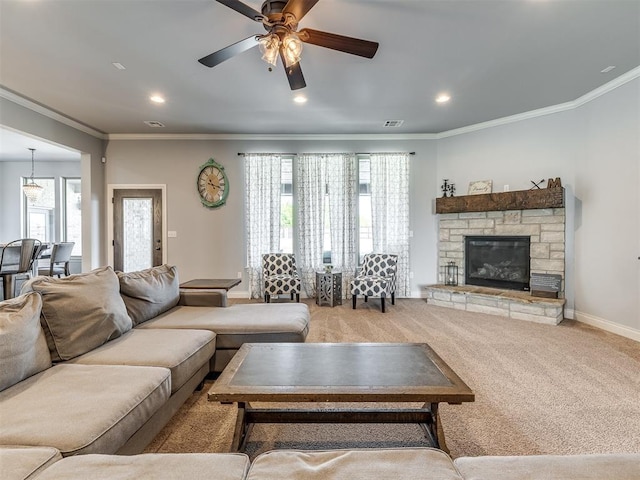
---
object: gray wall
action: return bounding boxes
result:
[436,79,639,333]
[2,76,637,337]
[104,139,438,297]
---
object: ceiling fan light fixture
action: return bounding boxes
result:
[282,32,303,67]
[259,33,280,67]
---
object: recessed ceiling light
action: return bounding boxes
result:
[150,95,165,104]
[600,66,616,73]
[112,62,126,70]
[435,93,451,104]
[293,95,307,104]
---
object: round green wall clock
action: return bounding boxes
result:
[197,158,229,208]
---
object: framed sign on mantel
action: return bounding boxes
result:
[468,180,493,195]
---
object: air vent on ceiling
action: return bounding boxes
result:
[383,120,404,127]
[144,121,165,128]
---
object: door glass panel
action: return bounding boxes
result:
[123,198,153,272]
[25,178,55,242]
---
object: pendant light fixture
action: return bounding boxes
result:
[22,148,43,203]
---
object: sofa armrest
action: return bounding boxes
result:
[178,289,228,307]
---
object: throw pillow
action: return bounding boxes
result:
[0,292,51,391]
[23,266,132,361]
[117,264,180,326]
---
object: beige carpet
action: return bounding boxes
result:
[144,299,640,459]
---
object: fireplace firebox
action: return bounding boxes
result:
[465,236,531,291]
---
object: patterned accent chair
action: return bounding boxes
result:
[350,253,398,313]
[262,253,301,303]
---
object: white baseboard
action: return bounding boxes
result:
[228,290,251,299]
[573,310,640,342]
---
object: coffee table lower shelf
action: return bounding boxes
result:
[230,402,448,453]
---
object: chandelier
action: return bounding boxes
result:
[22,148,43,203]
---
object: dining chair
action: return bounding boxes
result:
[350,253,398,313]
[38,241,75,277]
[262,253,301,303]
[0,238,41,300]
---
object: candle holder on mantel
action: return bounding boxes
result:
[444,261,458,286]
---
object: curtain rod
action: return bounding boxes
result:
[237,152,415,156]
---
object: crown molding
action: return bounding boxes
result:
[436,65,640,139]
[106,133,437,141]
[4,65,639,142]
[0,86,107,140]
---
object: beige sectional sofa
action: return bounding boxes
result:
[3,446,639,480]
[0,265,309,457]
[2,267,637,479]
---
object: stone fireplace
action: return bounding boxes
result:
[426,187,566,325]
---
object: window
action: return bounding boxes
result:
[358,156,373,260]
[23,176,82,257]
[280,157,293,253]
[63,178,82,256]
[24,178,55,242]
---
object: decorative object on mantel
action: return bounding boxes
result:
[547,177,562,188]
[444,261,458,286]
[441,179,456,198]
[530,179,545,189]
[435,186,564,214]
[530,273,562,299]
[468,180,493,195]
[22,148,44,203]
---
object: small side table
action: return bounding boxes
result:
[180,278,241,291]
[316,271,342,307]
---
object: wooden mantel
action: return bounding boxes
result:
[435,187,564,214]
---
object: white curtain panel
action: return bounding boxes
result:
[296,154,327,297]
[244,153,282,298]
[326,154,358,296]
[370,152,411,297]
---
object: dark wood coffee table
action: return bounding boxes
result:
[208,343,474,452]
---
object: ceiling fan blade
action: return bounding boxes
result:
[198,36,259,68]
[282,0,320,22]
[298,28,379,58]
[216,0,264,21]
[280,52,306,90]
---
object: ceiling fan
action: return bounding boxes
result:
[198,0,379,90]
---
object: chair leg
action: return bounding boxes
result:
[295,293,300,302]
[392,293,395,305]
[364,296,368,303]
[381,296,386,313]
[265,294,270,303]
[352,295,357,309]
[2,275,16,300]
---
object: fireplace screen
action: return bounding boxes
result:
[465,236,531,291]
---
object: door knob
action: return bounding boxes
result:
[155,240,161,251]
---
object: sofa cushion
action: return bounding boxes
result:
[137,303,310,349]
[0,292,51,391]
[67,329,216,393]
[118,265,180,326]
[0,364,170,456]
[0,446,62,480]
[246,448,463,480]
[453,454,640,480]
[22,266,133,361]
[35,453,250,480]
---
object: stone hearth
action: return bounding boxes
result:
[425,284,565,325]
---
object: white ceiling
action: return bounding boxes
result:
[0,0,639,147]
